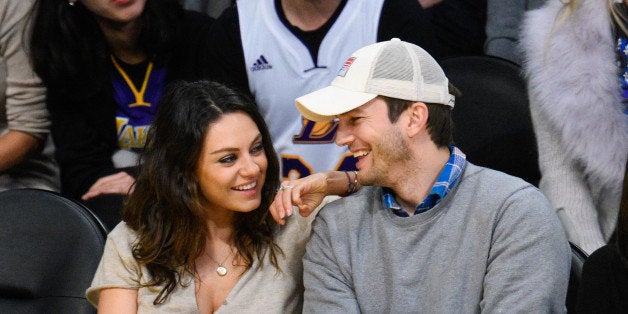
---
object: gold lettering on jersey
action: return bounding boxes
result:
[116,117,149,149]
[293,118,338,143]
[128,102,152,108]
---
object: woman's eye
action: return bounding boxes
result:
[251,143,264,154]
[219,155,236,163]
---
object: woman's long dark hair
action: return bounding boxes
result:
[123,80,281,304]
[30,0,182,100]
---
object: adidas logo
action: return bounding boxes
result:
[251,55,273,71]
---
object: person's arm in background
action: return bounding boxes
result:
[529,96,607,253]
[484,0,544,65]
[378,0,443,59]
[418,0,443,9]
[0,132,43,171]
[0,0,48,172]
[178,0,232,19]
[45,89,123,199]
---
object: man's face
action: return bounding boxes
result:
[335,97,411,187]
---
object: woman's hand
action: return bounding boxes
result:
[269,171,360,225]
[82,171,135,201]
[270,172,329,225]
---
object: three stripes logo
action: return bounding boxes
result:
[251,55,273,71]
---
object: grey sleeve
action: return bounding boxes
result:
[484,0,545,65]
[302,213,360,313]
[85,224,141,307]
[480,186,571,313]
[178,0,232,18]
[1,0,49,138]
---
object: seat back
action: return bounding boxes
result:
[0,189,107,313]
[441,55,540,186]
[566,242,588,312]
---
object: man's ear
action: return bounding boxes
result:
[405,101,428,138]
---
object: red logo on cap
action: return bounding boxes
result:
[338,57,356,77]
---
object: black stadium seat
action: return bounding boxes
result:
[0,189,107,313]
[442,55,541,186]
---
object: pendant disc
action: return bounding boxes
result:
[216,266,227,276]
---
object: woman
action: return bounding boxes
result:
[0,0,58,191]
[522,0,628,254]
[29,0,214,229]
[86,80,351,312]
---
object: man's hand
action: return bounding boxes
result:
[418,0,443,9]
[82,171,135,201]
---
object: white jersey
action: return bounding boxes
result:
[238,0,385,179]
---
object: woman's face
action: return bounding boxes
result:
[195,112,268,216]
[78,0,146,25]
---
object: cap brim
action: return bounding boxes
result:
[296,85,378,122]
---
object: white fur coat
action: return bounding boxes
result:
[522,0,628,253]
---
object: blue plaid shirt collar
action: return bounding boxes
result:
[382,146,467,217]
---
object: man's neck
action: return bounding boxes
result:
[281,0,342,31]
[389,145,451,213]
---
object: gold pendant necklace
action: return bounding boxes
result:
[207,247,235,277]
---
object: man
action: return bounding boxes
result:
[294,38,571,312]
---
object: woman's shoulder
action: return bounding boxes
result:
[273,196,342,249]
[107,221,140,250]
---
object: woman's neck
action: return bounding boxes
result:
[204,209,238,244]
[206,221,236,245]
[98,19,146,64]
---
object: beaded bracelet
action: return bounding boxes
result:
[345,171,359,195]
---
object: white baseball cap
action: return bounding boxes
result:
[296,38,454,122]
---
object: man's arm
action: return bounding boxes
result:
[303,213,360,312]
[481,186,571,312]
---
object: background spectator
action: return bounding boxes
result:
[30,0,214,229]
[0,0,59,192]
[522,0,628,254]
